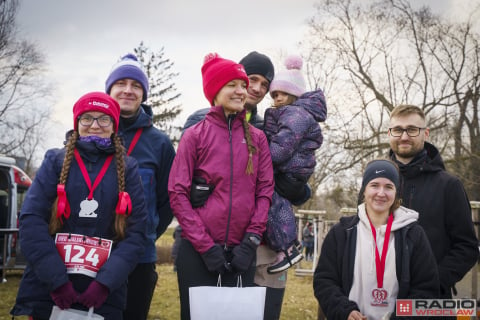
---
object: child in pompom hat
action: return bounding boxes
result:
[11,92,148,319]
[263,54,327,274]
[168,53,274,320]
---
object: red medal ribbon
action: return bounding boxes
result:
[74,149,113,200]
[126,128,143,156]
[368,213,394,289]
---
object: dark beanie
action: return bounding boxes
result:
[239,51,275,85]
[362,160,400,190]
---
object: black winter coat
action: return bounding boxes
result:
[390,142,478,297]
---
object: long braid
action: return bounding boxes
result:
[113,134,127,240]
[242,118,257,175]
[49,131,78,235]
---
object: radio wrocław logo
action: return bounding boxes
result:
[396,299,476,317]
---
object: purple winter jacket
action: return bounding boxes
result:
[264,89,327,179]
[168,106,274,254]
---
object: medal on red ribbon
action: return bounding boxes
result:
[368,213,394,307]
[74,149,113,218]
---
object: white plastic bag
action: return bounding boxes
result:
[49,306,104,320]
[189,276,266,320]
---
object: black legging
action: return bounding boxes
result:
[176,238,256,320]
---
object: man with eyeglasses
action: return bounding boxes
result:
[106,53,176,320]
[388,104,478,299]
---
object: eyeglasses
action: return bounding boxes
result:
[388,126,426,137]
[78,114,113,128]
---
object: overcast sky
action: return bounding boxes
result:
[15,0,475,152]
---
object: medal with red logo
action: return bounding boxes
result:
[368,213,393,307]
[74,149,113,218]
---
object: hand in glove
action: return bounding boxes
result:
[190,177,215,208]
[78,280,109,308]
[274,173,305,202]
[51,281,78,309]
[231,233,260,273]
[290,183,312,206]
[201,244,228,274]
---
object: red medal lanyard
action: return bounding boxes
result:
[74,149,113,200]
[126,128,143,156]
[368,213,394,289]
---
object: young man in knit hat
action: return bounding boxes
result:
[183,51,291,320]
[105,53,176,320]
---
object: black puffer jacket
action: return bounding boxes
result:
[390,142,479,297]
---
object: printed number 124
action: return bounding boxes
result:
[63,244,100,266]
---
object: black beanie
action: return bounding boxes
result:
[362,160,399,190]
[239,51,275,84]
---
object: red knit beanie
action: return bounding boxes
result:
[201,53,249,105]
[73,92,121,132]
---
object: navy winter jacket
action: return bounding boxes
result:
[118,104,175,263]
[11,139,147,318]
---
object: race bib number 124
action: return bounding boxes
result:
[55,233,112,278]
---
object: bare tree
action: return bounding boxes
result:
[0,0,51,174]
[133,42,182,143]
[302,0,480,200]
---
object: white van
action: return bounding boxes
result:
[0,155,32,275]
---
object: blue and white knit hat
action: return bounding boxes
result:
[105,53,149,102]
[269,55,306,98]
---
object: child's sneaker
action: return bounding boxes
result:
[267,245,303,274]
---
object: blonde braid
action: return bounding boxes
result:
[49,131,78,235]
[113,134,127,240]
[242,118,257,175]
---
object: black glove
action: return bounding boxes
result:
[274,173,305,202]
[290,183,312,206]
[201,244,228,274]
[231,233,260,273]
[190,177,215,208]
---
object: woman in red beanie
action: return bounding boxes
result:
[168,53,274,319]
[11,92,147,320]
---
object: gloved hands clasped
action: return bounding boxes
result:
[77,280,109,308]
[231,233,261,273]
[201,244,231,274]
[50,281,78,309]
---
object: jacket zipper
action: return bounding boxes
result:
[223,114,235,249]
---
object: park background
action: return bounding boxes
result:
[1,0,480,318]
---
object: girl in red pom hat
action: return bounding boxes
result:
[11,92,148,319]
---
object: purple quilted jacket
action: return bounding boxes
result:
[264,89,327,179]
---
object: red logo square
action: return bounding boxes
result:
[396,299,413,316]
